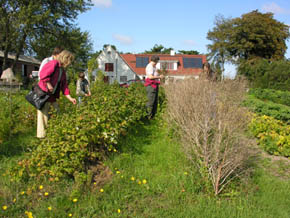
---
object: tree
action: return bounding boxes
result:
[207,11,290,77]
[0,0,92,71]
[178,50,200,55]
[144,44,173,54]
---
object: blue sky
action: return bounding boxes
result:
[77,0,290,77]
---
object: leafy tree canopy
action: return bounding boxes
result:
[144,44,174,54]
[178,50,200,55]
[0,0,93,71]
[207,10,290,75]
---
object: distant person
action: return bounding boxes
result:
[202,62,217,81]
[37,50,76,139]
[76,71,91,104]
[144,55,164,119]
[38,46,64,76]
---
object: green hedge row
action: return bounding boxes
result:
[16,82,148,181]
[249,88,290,107]
[243,95,290,124]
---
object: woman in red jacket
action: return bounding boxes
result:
[37,50,76,138]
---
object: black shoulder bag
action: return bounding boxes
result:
[25,68,63,110]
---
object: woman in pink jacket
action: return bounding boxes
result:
[37,50,76,138]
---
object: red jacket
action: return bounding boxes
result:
[144,78,160,89]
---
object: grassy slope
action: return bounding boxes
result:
[1,118,290,218]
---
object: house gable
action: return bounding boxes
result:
[96,46,139,83]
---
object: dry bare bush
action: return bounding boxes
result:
[166,78,253,195]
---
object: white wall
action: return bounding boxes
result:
[96,46,137,84]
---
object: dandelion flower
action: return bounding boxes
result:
[2,205,7,210]
[93,182,97,185]
[13,198,16,203]
[184,172,188,175]
[138,180,142,185]
[68,213,73,217]
[25,211,33,218]
[48,206,52,211]
[73,198,78,203]
[116,171,120,174]
[117,209,121,213]
[39,185,43,190]
[113,149,117,152]
[21,191,25,195]
[44,192,49,196]
[130,176,135,181]
[142,179,147,184]
[100,188,104,193]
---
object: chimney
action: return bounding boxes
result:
[170,50,175,56]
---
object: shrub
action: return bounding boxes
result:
[243,95,290,123]
[249,114,290,157]
[249,88,290,107]
[16,82,147,181]
[165,78,253,195]
[238,59,290,91]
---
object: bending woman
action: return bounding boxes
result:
[37,50,76,138]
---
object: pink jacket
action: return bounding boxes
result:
[38,60,70,102]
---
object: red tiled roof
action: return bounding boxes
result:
[119,53,206,76]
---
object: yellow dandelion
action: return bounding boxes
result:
[116,171,120,174]
[121,175,124,178]
[142,179,147,184]
[108,148,112,151]
[100,188,104,193]
[114,168,118,170]
[21,191,25,195]
[39,185,43,190]
[117,209,121,213]
[130,176,135,181]
[138,180,142,185]
[2,205,7,210]
[48,206,52,211]
[68,213,73,217]
[93,182,97,185]
[13,198,16,203]
[113,149,117,152]
[25,211,33,218]
[44,192,49,196]
[184,172,188,175]
[73,198,78,203]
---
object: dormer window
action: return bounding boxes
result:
[158,60,178,70]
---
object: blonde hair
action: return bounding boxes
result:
[56,50,74,68]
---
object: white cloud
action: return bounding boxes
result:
[112,34,133,45]
[92,0,112,8]
[261,2,290,14]
[183,40,196,46]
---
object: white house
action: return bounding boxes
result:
[96,45,207,84]
[95,45,140,84]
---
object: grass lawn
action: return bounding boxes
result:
[1,117,290,217]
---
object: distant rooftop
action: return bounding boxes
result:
[0,51,41,65]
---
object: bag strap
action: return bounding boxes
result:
[51,68,63,95]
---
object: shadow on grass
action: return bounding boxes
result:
[0,127,37,159]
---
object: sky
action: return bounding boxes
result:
[76,0,290,78]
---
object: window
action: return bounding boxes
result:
[120,76,127,83]
[160,62,175,70]
[136,57,149,68]
[183,58,202,68]
[105,63,114,72]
